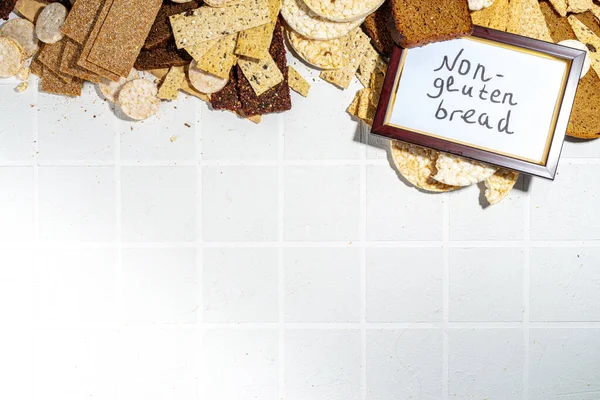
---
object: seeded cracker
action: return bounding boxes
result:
[196,34,238,79]
[118,78,160,120]
[288,66,310,96]
[281,0,364,40]
[303,0,384,23]
[0,18,39,58]
[41,67,83,96]
[238,54,283,96]
[390,141,459,193]
[287,29,352,69]
[235,0,280,60]
[170,0,270,49]
[485,168,519,205]
[0,37,23,77]
[158,66,185,100]
[61,0,105,45]
[210,69,242,111]
[78,0,121,82]
[87,0,162,78]
[433,153,498,187]
[59,39,100,83]
[356,44,385,87]
[320,28,370,89]
[37,41,74,83]
[185,39,217,63]
[568,16,600,79]
[150,67,210,102]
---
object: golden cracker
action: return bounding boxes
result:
[157,66,185,100]
[568,15,600,79]
[185,39,218,63]
[320,29,370,89]
[196,34,238,79]
[237,53,283,96]
[235,0,280,60]
[288,66,310,97]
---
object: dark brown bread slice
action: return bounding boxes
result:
[144,0,201,50]
[236,19,291,117]
[540,1,600,139]
[0,0,17,20]
[210,70,242,112]
[134,38,192,70]
[388,0,473,48]
[362,0,394,57]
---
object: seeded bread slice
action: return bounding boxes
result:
[540,0,600,139]
[388,0,473,48]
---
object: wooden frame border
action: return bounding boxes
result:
[371,26,585,180]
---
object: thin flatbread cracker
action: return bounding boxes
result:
[185,39,218,63]
[157,66,185,100]
[61,0,105,45]
[170,0,270,48]
[485,168,519,205]
[568,15,600,79]
[40,67,83,96]
[471,0,513,30]
[390,141,459,193]
[238,54,283,96]
[567,0,593,13]
[288,66,310,96]
[506,0,553,42]
[37,41,74,83]
[196,34,238,79]
[235,0,280,60]
[60,39,101,83]
[547,0,568,16]
[14,0,47,23]
[320,28,370,89]
[356,44,384,87]
[150,67,210,102]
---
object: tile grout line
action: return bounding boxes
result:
[523,181,531,400]
[114,111,123,327]
[31,86,40,396]
[277,113,286,400]
[360,124,368,400]
[195,101,205,396]
[442,192,450,400]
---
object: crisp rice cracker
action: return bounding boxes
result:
[287,29,352,69]
[288,66,310,96]
[485,168,519,205]
[196,33,238,79]
[158,66,185,100]
[320,28,370,89]
[238,53,283,96]
[118,78,160,120]
[0,18,39,58]
[302,0,384,23]
[99,68,140,102]
[390,141,458,193]
[0,37,24,78]
[170,0,270,48]
[235,0,280,60]
[433,153,498,187]
[568,15,600,79]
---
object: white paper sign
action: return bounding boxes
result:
[388,37,568,164]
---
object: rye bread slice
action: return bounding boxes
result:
[362,0,394,57]
[388,0,473,48]
[210,70,243,112]
[144,0,201,51]
[0,0,17,20]
[540,1,600,139]
[134,38,192,70]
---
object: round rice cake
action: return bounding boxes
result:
[188,60,229,94]
[287,28,354,69]
[0,37,24,78]
[433,153,498,187]
[0,18,39,59]
[389,140,459,193]
[35,3,68,44]
[118,78,160,121]
[484,168,519,205]
[281,0,364,40]
[203,0,239,6]
[302,0,385,22]
[99,69,140,102]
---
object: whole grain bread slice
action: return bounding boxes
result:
[362,0,394,57]
[388,0,473,48]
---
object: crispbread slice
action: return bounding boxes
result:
[547,0,568,16]
[288,66,310,96]
[235,0,280,60]
[40,67,84,97]
[568,15,600,78]
[471,0,512,31]
[567,0,593,13]
[37,41,74,84]
[506,0,553,42]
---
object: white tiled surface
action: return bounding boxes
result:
[1,50,600,400]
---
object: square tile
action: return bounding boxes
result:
[284,166,360,241]
[38,85,115,162]
[34,328,118,400]
[120,95,196,162]
[449,248,524,322]
[203,247,278,323]
[0,330,33,400]
[0,250,34,325]
[448,329,524,400]
[202,329,278,400]
[122,248,197,324]
[561,137,600,158]
[285,329,361,400]
[118,326,199,400]
[367,329,443,400]
[35,249,118,325]
[203,166,278,242]
[530,248,600,321]
[0,167,34,243]
[367,248,443,322]
[449,183,526,240]
[284,247,360,322]
[284,80,364,159]
[531,164,600,240]
[0,85,35,162]
[529,328,600,400]
[39,166,116,242]
[201,101,279,161]
[121,167,197,242]
[367,166,444,241]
